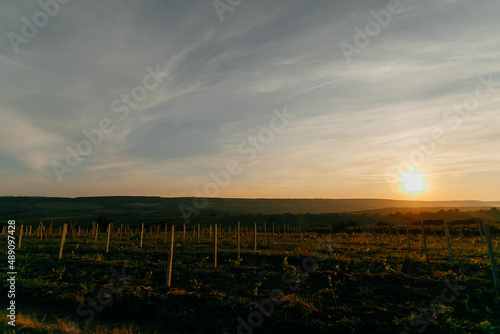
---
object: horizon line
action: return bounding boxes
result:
[1,195,499,203]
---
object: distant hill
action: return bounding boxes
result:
[1,196,498,220]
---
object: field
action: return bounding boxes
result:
[2,196,500,222]
[1,216,500,334]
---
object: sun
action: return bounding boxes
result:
[399,171,428,195]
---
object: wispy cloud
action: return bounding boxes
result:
[1,0,499,200]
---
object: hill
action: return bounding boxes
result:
[1,196,499,227]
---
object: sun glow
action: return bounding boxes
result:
[399,171,428,195]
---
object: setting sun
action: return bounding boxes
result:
[399,171,428,195]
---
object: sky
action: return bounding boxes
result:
[1,0,499,201]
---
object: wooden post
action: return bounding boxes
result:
[40,222,43,240]
[421,221,430,268]
[95,224,99,242]
[140,223,144,248]
[70,221,75,239]
[214,224,218,268]
[164,222,168,244]
[18,224,23,249]
[432,225,436,237]
[264,222,267,245]
[197,224,200,241]
[106,223,112,253]
[237,221,241,259]
[48,221,53,239]
[479,222,484,243]
[183,223,186,243]
[444,221,453,267]
[59,224,68,260]
[77,226,81,237]
[388,223,392,243]
[406,222,411,251]
[484,224,499,288]
[254,221,257,251]
[272,222,275,238]
[168,225,174,287]
[395,222,400,246]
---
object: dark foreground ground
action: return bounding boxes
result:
[1,222,499,333]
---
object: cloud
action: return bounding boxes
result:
[1,0,499,200]
[0,109,65,171]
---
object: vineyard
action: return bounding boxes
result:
[1,218,499,334]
